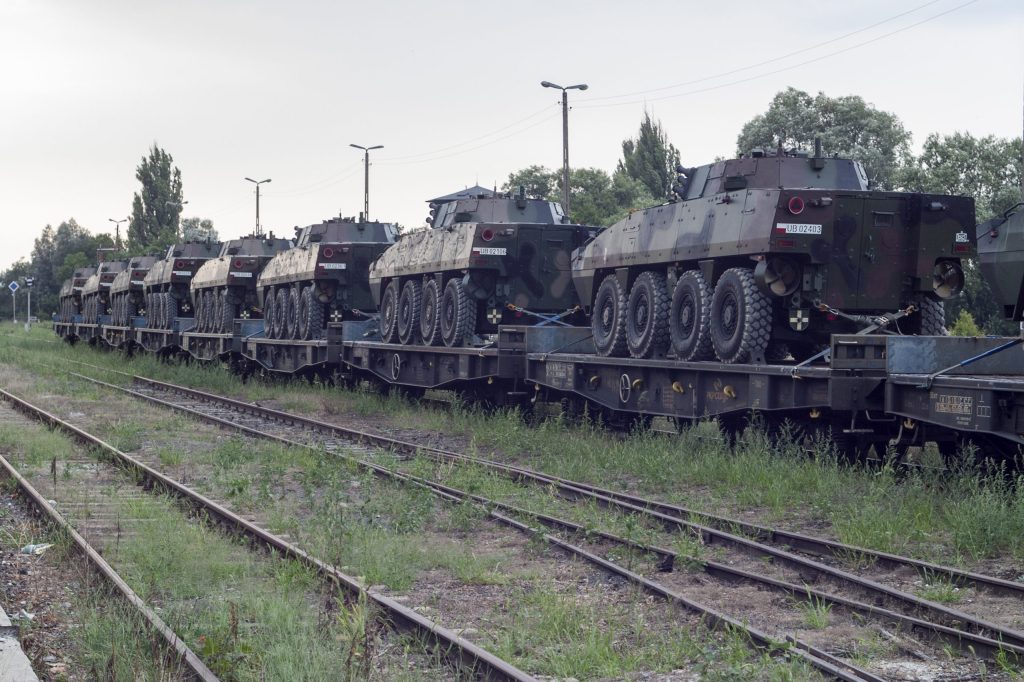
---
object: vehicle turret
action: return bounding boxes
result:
[368,186,600,347]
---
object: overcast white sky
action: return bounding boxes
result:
[1,0,1021,272]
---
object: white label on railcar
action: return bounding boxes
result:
[320,263,347,269]
[130,280,144,285]
[230,271,253,277]
[472,247,507,256]
[775,223,822,235]
[173,270,192,276]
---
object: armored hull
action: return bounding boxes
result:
[369,188,599,347]
[109,256,159,326]
[977,203,1024,321]
[574,149,974,363]
[143,241,221,329]
[81,261,127,324]
[57,267,95,323]
[190,235,291,333]
[258,216,397,340]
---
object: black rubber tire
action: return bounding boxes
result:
[219,290,235,334]
[669,270,714,361]
[194,292,204,331]
[592,274,628,357]
[419,278,443,346]
[398,280,422,345]
[299,286,322,340]
[907,296,948,336]
[263,288,276,338]
[709,267,772,364]
[165,293,178,329]
[379,280,400,343]
[125,297,137,325]
[213,292,225,333]
[440,278,472,347]
[286,287,300,339]
[274,288,289,340]
[625,271,670,359]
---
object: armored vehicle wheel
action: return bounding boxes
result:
[709,267,771,364]
[298,286,322,340]
[592,274,627,357]
[203,290,216,333]
[125,298,137,324]
[906,296,948,336]
[263,288,276,338]
[669,270,714,361]
[419,278,443,346]
[379,280,400,343]
[286,287,300,339]
[397,280,422,345]
[274,288,289,340]
[152,294,162,329]
[165,294,178,329]
[220,290,235,334]
[440,278,472,347]
[213,291,223,333]
[626,271,670,359]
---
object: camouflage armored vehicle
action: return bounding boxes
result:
[190,234,292,334]
[259,215,397,340]
[369,186,600,347]
[81,260,128,324]
[109,255,159,326]
[57,266,95,322]
[977,202,1024,321]
[573,144,974,363]
[144,240,221,329]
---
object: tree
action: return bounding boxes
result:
[898,132,1022,335]
[502,166,655,227]
[127,144,184,253]
[736,87,913,189]
[180,217,219,243]
[618,112,680,200]
[504,165,557,200]
[28,218,114,316]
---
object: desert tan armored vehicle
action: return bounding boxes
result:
[143,241,221,329]
[81,260,127,324]
[57,266,95,322]
[109,255,159,326]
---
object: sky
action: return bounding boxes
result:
[1,0,1022,272]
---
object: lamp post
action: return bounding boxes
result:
[350,143,383,221]
[244,178,272,236]
[108,217,128,250]
[541,80,588,217]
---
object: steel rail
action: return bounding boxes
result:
[0,388,533,682]
[101,375,1024,652]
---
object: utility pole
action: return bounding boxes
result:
[108,217,127,250]
[541,80,588,217]
[350,143,383,221]
[24,277,33,331]
[244,178,272,236]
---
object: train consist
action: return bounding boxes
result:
[51,151,1024,462]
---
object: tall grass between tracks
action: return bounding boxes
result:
[6,324,1024,567]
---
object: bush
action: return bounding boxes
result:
[949,309,983,337]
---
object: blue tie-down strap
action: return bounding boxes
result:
[505,304,580,327]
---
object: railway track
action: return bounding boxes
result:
[54,366,1024,679]
[0,386,534,682]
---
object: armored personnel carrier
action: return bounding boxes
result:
[977,202,1024,321]
[109,255,159,326]
[190,234,292,334]
[81,260,128,324]
[259,215,397,340]
[143,240,221,329]
[574,144,974,363]
[369,187,599,347]
[57,266,95,322]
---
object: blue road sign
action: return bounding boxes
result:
[8,281,18,293]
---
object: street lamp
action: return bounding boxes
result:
[108,217,128,249]
[541,80,588,217]
[350,143,383,221]
[244,178,272,236]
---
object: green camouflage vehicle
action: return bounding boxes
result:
[81,260,128,324]
[57,266,95,322]
[189,234,292,334]
[368,187,599,347]
[143,240,221,329]
[573,144,974,363]
[109,255,159,326]
[977,202,1024,321]
[259,215,397,340]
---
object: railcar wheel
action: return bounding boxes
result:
[419,278,443,346]
[297,285,322,340]
[397,280,422,345]
[263,288,276,338]
[440,278,472,348]
[669,270,714,361]
[274,288,290,340]
[625,271,670,359]
[287,287,300,339]
[379,280,400,343]
[592,274,627,357]
[709,267,771,364]
[220,290,235,334]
